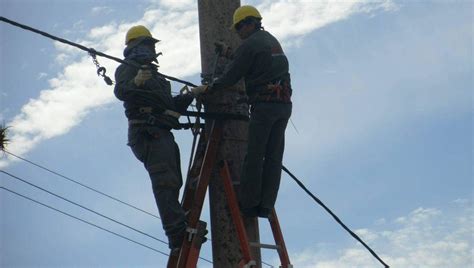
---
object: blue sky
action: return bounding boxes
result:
[1,0,472,267]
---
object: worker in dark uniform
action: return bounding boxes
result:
[114,25,194,251]
[192,5,292,218]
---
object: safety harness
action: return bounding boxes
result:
[128,106,181,128]
[253,78,292,104]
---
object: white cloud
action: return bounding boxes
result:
[0,0,396,168]
[281,1,472,162]
[72,20,84,30]
[290,204,473,268]
[37,72,48,80]
[88,23,117,39]
[0,57,113,168]
[158,0,195,10]
[256,0,396,47]
[91,6,114,15]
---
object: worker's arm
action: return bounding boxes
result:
[114,64,159,103]
[173,94,194,113]
[114,63,141,101]
[210,43,254,91]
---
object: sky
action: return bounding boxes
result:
[0,0,472,267]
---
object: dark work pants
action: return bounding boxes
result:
[129,126,186,249]
[240,102,292,211]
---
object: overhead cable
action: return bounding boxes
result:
[0,186,171,257]
[0,169,168,244]
[3,150,161,220]
[2,154,274,268]
[0,16,197,88]
[282,165,389,268]
[0,169,215,264]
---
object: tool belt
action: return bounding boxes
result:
[253,79,292,104]
[128,107,180,129]
[136,107,181,119]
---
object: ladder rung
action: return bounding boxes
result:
[249,242,280,250]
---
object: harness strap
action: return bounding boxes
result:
[255,79,292,103]
[138,106,181,119]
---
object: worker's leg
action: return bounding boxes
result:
[152,185,186,249]
[130,128,186,249]
[240,103,274,216]
[260,103,292,216]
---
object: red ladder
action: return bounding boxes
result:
[167,120,292,268]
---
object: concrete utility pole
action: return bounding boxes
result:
[197,0,261,267]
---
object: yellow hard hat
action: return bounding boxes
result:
[125,25,159,45]
[231,5,262,30]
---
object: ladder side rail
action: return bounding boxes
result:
[177,120,223,268]
[269,209,292,268]
[181,133,207,211]
[220,161,255,267]
[184,221,207,268]
[168,128,212,268]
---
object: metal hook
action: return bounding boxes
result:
[97,66,106,77]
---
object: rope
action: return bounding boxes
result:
[0,16,197,88]
[282,165,389,268]
[3,150,161,220]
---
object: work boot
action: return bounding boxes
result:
[258,207,272,218]
[170,247,181,257]
[169,229,186,250]
[240,204,259,218]
[195,220,208,245]
[201,227,209,244]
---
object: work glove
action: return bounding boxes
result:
[173,93,194,113]
[134,67,152,87]
[191,85,209,96]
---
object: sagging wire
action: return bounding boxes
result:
[282,165,389,268]
[3,150,161,220]
[0,186,172,258]
[0,16,197,88]
[1,170,215,264]
[1,169,169,245]
[0,154,274,267]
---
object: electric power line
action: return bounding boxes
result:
[3,150,161,220]
[1,130,384,267]
[0,171,215,265]
[0,16,198,88]
[282,165,389,268]
[0,169,168,245]
[2,152,274,267]
[3,149,385,267]
[0,186,171,258]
